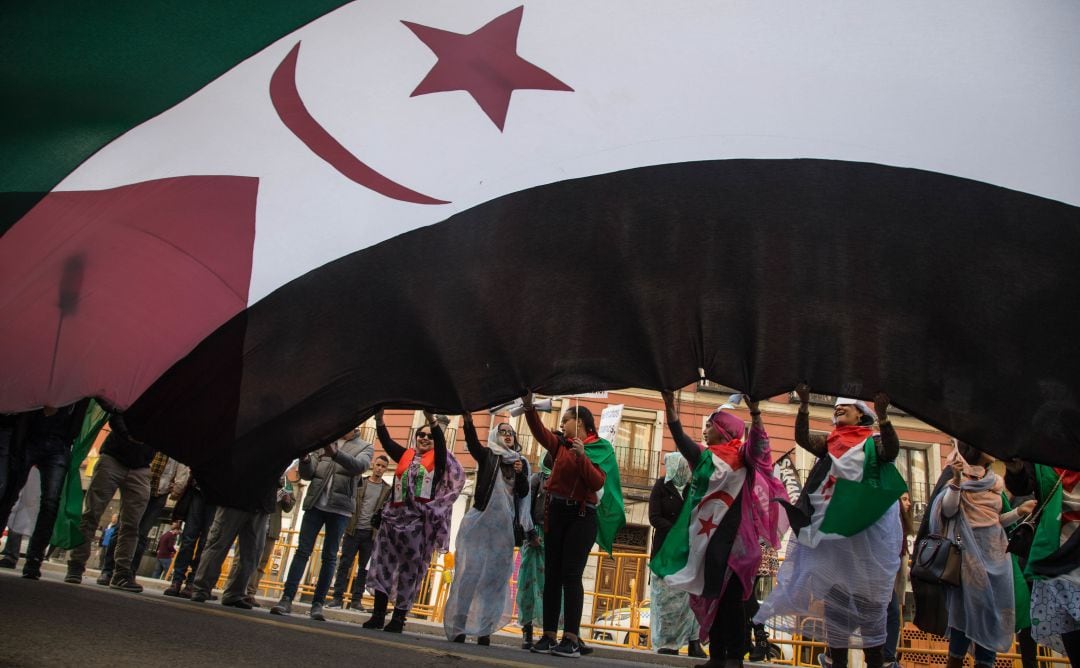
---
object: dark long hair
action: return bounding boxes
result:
[564,406,597,435]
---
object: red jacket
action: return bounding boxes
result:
[524,409,605,504]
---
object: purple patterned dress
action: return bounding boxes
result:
[368,424,464,611]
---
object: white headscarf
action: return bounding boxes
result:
[487,422,522,459]
[663,451,691,491]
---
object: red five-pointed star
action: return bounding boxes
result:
[402,6,573,131]
[697,515,720,537]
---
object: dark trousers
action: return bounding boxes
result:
[2,531,24,559]
[170,488,215,586]
[0,427,14,508]
[884,589,901,662]
[0,437,70,566]
[708,579,746,660]
[331,528,374,602]
[281,507,348,605]
[824,585,885,668]
[130,492,169,573]
[1063,629,1080,666]
[102,540,116,573]
[543,502,597,637]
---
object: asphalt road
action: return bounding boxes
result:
[0,569,676,668]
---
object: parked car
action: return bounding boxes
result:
[590,601,650,645]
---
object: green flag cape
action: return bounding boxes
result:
[1000,492,1032,630]
[585,437,625,556]
[817,438,908,537]
[1023,463,1066,581]
[50,400,108,548]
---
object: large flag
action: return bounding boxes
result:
[787,439,907,547]
[2,2,1079,506]
[651,448,746,593]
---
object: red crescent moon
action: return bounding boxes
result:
[270,42,450,206]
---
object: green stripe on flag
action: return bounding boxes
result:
[50,400,108,549]
[1001,492,1031,630]
[1024,463,1064,581]
[1,1,353,232]
[586,438,626,556]
[818,438,907,536]
[651,452,715,577]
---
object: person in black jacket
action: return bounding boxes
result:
[649,450,706,658]
[443,414,529,644]
[64,410,154,591]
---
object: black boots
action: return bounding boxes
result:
[748,625,769,661]
[521,624,534,650]
[362,591,388,629]
[688,640,708,658]
[383,607,407,633]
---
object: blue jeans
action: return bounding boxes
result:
[170,488,216,586]
[281,507,347,605]
[884,589,901,662]
[949,627,995,665]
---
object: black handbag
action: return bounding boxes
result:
[911,522,963,587]
[1007,520,1035,557]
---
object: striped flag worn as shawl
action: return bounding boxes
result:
[650,446,746,593]
[786,437,907,547]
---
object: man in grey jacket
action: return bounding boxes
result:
[271,428,371,621]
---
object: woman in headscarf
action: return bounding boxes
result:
[755,385,906,668]
[1005,461,1080,665]
[444,415,530,645]
[364,410,465,633]
[649,451,706,658]
[517,452,554,650]
[929,445,1033,668]
[652,392,787,668]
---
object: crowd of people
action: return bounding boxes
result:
[1,387,1078,667]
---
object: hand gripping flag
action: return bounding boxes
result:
[2,2,1079,507]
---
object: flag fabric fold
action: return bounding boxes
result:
[585,438,625,556]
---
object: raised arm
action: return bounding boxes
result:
[374,410,407,462]
[746,397,770,458]
[521,392,562,456]
[661,391,701,468]
[332,439,370,476]
[461,414,486,462]
[873,392,899,463]
[794,383,827,457]
[423,410,447,485]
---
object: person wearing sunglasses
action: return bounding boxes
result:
[444,415,529,645]
[364,410,465,633]
[756,385,903,668]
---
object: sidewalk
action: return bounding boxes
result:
[34,559,737,666]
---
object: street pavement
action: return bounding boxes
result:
[0,567,704,668]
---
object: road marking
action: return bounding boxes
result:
[148,595,536,668]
